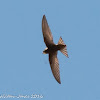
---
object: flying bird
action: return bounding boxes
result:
[42,15,68,84]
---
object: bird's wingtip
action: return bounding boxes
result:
[43,15,46,18]
[57,80,61,84]
[59,82,61,84]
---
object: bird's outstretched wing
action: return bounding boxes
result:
[49,52,61,84]
[42,15,54,47]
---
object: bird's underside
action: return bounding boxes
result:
[42,15,68,84]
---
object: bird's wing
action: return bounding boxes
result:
[42,15,54,47]
[49,52,61,84]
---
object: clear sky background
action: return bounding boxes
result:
[0,0,100,100]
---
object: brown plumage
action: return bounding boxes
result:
[42,15,68,84]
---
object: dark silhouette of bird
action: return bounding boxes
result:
[42,15,68,84]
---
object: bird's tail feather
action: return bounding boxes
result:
[58,37,68,57]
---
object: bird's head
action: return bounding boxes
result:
[43,47,48,54]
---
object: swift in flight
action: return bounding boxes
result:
[42,15,68,84]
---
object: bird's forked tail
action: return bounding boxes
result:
[58,37,68,57]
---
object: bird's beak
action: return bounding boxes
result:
[42,52,44,54]
[42,51,46,54]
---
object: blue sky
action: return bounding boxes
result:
[0,0,100,100]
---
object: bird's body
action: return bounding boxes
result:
[43,44,66,54]
[42,15,68,84]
